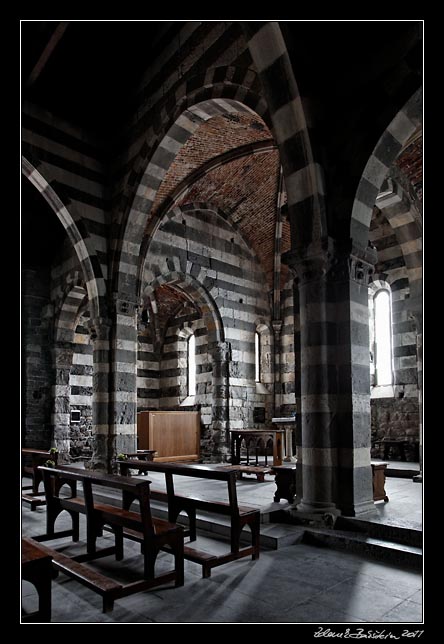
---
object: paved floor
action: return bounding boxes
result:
[21,477,423,624]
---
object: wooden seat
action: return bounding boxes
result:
[32,465,185,611]
[119,459,261,578]
[22,537,53,622]
[22,448,59,508]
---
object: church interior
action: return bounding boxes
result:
[21,20,423,625]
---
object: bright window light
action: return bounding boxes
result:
[255,332,260,382]
[188,334,196,396]
[374,290,392,385]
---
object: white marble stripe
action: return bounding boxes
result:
[272,97,306,142]
[116,314,137,327]
[248,22,287,73]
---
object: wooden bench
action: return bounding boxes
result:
[22,537,53,622]
[223,464,271,482]
[119,459,260,578]
[22,448,59,509]
[32,465,184,612]
[123,450,157,475]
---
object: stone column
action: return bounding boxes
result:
[89,318,112,470]
[209,340,231,458]
[286,243,376,516]
[412,312,422,483]
[89,298,139,471]
[272,320,283,417]
[51,341,74,463]
[331,248,376,516]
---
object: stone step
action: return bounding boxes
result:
[87,487,304,551]
[302,526,422,570]
[335,515,422,548]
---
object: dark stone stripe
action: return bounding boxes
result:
[373,130,403,165]
[393,345,416,358]
[390,278,409,292]
[137,369,159,379]
[301,365,337,395]
[157,220,254,260]
[393,320,415,334]
[302,322,336,347]
[260,54,298,114]
[242,22,268,39]
[22,142,106,183]
[70,386,92,396]
[377,255,405,276]
[299,413,337,447]
[22,113,103,160]
[51,181,110,211]
[137,389,160,398]
[70,364,93,376]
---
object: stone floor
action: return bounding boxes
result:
[21,467,423,624]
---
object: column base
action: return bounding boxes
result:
[339,499,378,518]
[283,455,297,463]
[296,500,339,514]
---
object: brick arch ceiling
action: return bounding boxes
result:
[149,111,290,288]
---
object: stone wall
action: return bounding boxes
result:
[22,268,53,448]
[69,311,93,459]
[370,397,420,461]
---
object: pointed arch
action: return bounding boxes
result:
[114,87,269,299]
[350,88,422,249]
[22,156,105,320]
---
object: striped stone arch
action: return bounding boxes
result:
[350,87,422,248]
[138,201,267,298]
[368,278,392,293]
[54,278,88,344]
[241,22,327,249]
[114,78,269,296]
[22,156,105,320]
[143,271,225,346]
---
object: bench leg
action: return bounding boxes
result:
[143,544,159,580]
[102,596,114,613]
[114,526,124,561]
[251,515,260,560]
[202,563,212,579]
[173,536,184,587]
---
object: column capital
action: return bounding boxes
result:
[87,317,112,342]
[208,341,231,362]
[284,239,377,286]
[111,292,139,317]
[272,319,283,337]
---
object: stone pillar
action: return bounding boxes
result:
[51,341,74,463]
[209,340,231,458]
[286,243,376,516]
[412,312,422,482]
[331,249,376,516]
[272,320,283,416]
[89,298,139,471]
[89,319,112,470]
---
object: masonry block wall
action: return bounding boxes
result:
[69,310,93,458]
[369,206,420,459]
[142,206,271,459]
[22,268,53,448]
[280,277,297,416]
[137,318,160,412]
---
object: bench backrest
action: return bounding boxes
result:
[119,460,239,513]
[38,465,155,535]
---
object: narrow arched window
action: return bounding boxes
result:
[255,331,261,382]
[374,290,393,385]
[187,333,196,396]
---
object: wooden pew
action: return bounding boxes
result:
[119,460,261,578]
[22,537,53,622]
[22,448,59,509]
[32,465,184,612]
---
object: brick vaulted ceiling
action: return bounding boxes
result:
[148,112,290,289]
